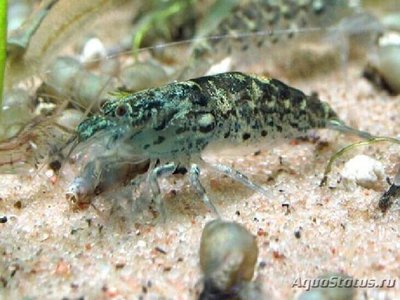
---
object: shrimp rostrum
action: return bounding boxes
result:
[64,72,371,218]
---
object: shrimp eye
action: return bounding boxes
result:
[115,104,129,117]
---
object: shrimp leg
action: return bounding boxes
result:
[189,164,220,218]
[147,162,177,220]
[207,162,270,197]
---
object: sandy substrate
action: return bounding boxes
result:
[0,65,400,300]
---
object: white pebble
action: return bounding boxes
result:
[137,240,147,248]
[205,57,232,75]
[45,169,55,178]
[341,155,385,188]
[80,37,107,65]
[379,32,400,47]
[7,0,32,33]
[56,109,84,130]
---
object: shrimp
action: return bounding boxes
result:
[0,116,71,174]
[180,0,358,79]
[63,71,372,217]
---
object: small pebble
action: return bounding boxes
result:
[46,57,82,93]
[155,246,167,255]
[14,201,22,209]
[375,44,400,94]
[382,13,400,31]
[43,56,114,110]
[365,31,400,94]
[205,57,232,76]
[3,88,32,109]
[137,240,146,248]
[115,262,125,269]
[7,0,33,32]
[341,155,385,188]
[80,37,107,67]
[312,0,324,14]
[294,227,302,239]
[0,96,33,139]
[100,58,120,77]
[199,220,259,298]
[120,61,168,91]
[56,109,84,130]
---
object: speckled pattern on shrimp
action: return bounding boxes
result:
[77,72,339,161]
[181,0,353,78]
[70,72,342,215]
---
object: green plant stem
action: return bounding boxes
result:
[0,0,7,118]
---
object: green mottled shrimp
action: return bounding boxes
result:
[65,72,371,217]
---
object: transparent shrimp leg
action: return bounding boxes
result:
[147,162,177,220]
[206,162,271,198]
[189,164,220,218]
